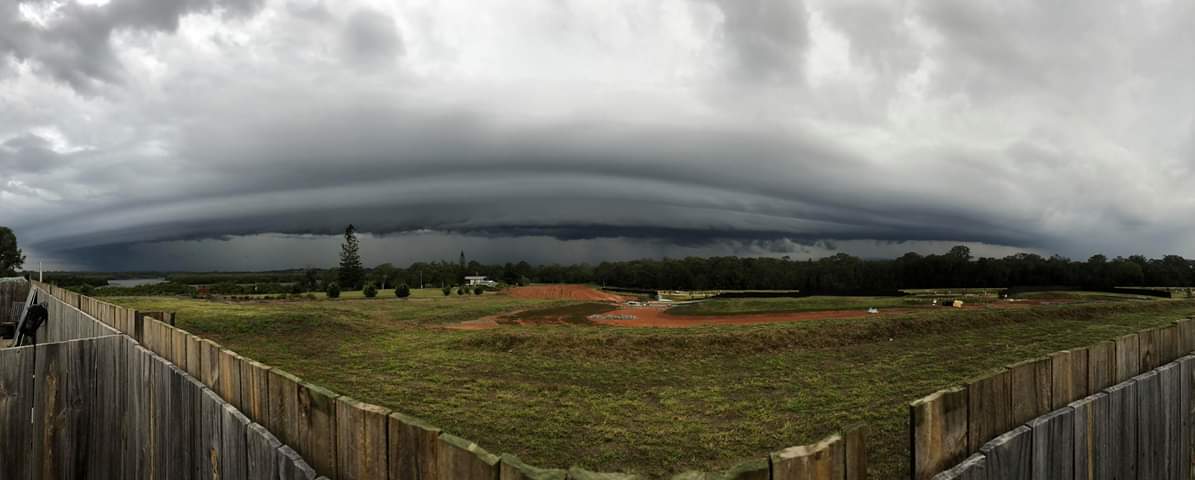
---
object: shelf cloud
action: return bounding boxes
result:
[2,0,1192,270]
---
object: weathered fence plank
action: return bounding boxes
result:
[268,368,302,448]
[1052,348,1089,408]
[280,444,319,480]
[298,380,340,477]
[1029,407,1073,480]
[929,454,986,480]
[1070,392,1111,480]
[1010,357,1052,425]
[247,422,283,480]
[1140,329,1160,372]
[218,348,245,410]
[389,412,442,480]
[240,358,272,426]
[31,339,93,480]
[1115,334,1141,384]
[336,396,392,480]
[968,370,1013,452]
[222,403,251,480]
[1180,355,1195,480]
[438,433,502,480]
[1087,341,1116,392]
[911,387,969,479]
[844,424,866,480]
[978,426,1031,480]
[202,387,226,480]
[1158,362,1182,479]
[0,346,35,480]
[1135,370,1162,480]
[186,331,203,378]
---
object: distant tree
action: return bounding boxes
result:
[302,268,320,291]
[373,263,396,289]
[289,283,305,295]
[339,225,364,290]
[325,282,341,298]
[396,284,411,298]
[0,227,24,275]
[457,286,466,296]
[363,283,378,298]
[459,251,467,283]
[441,285,452,296]
[473,286,483,295]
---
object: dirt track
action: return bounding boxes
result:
[505,285,632,302]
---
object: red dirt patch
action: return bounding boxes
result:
[506,285,632,302]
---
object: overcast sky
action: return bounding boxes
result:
[1,0,1192,271]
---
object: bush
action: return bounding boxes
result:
[457,286,466,296]
[396,284,411,298]
[473,286,483,295]
[363,283,378,298]
[442,286,452,296]
[326,283,341,298]
[290,283,305,294]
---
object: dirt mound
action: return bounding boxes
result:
[506,285,631,302]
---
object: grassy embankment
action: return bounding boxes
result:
[110,292,1195,478]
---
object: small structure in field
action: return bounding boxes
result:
[464,276,498,287]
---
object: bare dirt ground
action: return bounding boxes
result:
[505,285,633,302]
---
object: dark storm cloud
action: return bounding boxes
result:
[2,0,1193,270]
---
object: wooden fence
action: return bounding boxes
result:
[1,285,324,480]
[15,281,875,480]
[930,355,1194,479]
[1,280,29,323]
[912,318,1195,479]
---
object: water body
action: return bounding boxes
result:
[107,278,168,287]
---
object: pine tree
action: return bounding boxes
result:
[339,224,364,290]
[459,250,466,284]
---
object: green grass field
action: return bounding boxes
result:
[109,292,1195,478]
[666,296,928,316]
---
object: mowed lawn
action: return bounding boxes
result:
[110,292,1195,478]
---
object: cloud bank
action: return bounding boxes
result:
[1,0,1193,270]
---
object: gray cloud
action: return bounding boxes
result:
[1,0,1193,270]
[340,8,402,68]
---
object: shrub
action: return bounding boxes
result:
[473,286,483,295]
[363,283,378,298]
[290,283,305,294]
[396,284,411,298]
[442,286,452,296]
[457,286,466,296]
[326,283,341,298]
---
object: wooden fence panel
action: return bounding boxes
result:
[1159,326,1181,366]
[153,351,182,479]
[202,387,225,480]
[241,358,272,426]
[499,454,567,480]
[186,332,202,378]
[1029,407,1073,480]
[1052,348,1089,408]
[201,339,221,388]
[1158,362,1182,479]
[182,373,206,479]
[279,445,319,480]
[968,370,1013,453]
[1070,392,1110,480]
[0,345,35,480]
[1135,370,1163,480]
[269,368,302,448]
[929,454,986,480]
[298,381,340,477]
[31,338,93,480]
[1009,357,1052,426]
[1181,356,1195,480]
[978,426,1031,480]
[172,327,189,366]
[124,342,148,479]
[248,423,283,479]
[437,433,502,480]
[389,412,443,480]
[336,396,391,480]
[1177,319,1195,356]
[1087,341,1116,393]
[86,336,124,480]
[217,348,244,410]
[844,424,866,480]
[1115,334,1141,384]
[1104,379,1138,480]
[222,403,251,480]
[1140,329,1160,372]
[911,387,969,480]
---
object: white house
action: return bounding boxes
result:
[464,276,498,287]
